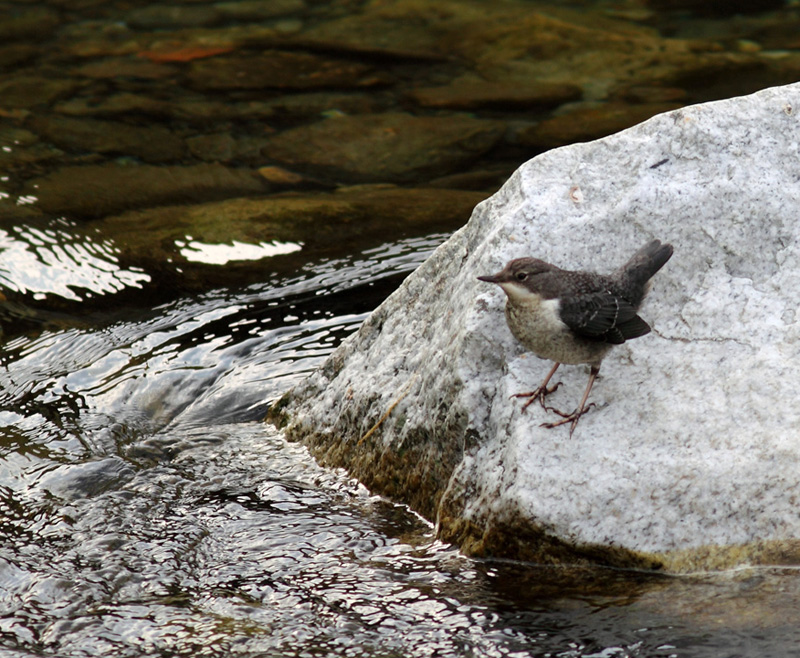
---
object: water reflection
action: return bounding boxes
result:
[0,219,150,301]
[177,238,304,264]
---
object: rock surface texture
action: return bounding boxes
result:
[272,83,800,572]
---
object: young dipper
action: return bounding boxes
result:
[478,239,673,436]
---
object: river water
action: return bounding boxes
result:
[3,0,800,655]
[3,230,800,657]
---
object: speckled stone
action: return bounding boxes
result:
[272,82,800,572]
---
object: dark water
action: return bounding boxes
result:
[3,0,800,656]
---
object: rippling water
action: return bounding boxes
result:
[2,230,800,657]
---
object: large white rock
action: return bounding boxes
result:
[273,83,800,571]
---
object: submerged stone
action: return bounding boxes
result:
[409,80,582,110]
[0,44,37,71]
[125,4,223,29]
[100,186,487,263]
[25,114,186,163]
[89,186,486,290]
[0,76,84,109]
[185,50,389,91]
[271,82,800,572]
[186,133,271,164]
[25,163,268,218]
[213,0,307,21]
[0,7,60,42]
[518,102,683,150]
[71,57,179,80]
[263,112,505,184]
[54,93,277,122]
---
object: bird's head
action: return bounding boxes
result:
[477,257,556,302]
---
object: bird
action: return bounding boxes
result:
[477,239,673,437]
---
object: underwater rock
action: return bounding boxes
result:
[408,80,582,111]
[213,0,307,22]
[125,4,223,30]
[25,163,268,218]
[0,7,60,42]
[98,186,487,275]
[518,102,682,150]
[185,50,389,91]
[263,112,505,184]
[26,114,186,163]
[54,92,277,122]
[272,82,800,572]
[0,75,84,109]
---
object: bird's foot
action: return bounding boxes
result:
[540,403,596,438]
[512,381,563,412]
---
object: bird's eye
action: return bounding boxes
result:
[515,271,528,281]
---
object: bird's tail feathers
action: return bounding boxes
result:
[619,239,673,284]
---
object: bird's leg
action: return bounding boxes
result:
[512,362,562,412]
[541,365,600,438]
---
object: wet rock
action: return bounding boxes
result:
[97,186,487,286]
[518,102,683,150]
[256,166,304,186]
[296,3,450,60]
[126,5,223,30]
[265,92,383,119]
[186,133,238,162]
[214,0,307,21]
[55,94,190,118]
[425,165,517,194]
[409,80,582,111]
[271,83,800,572]
[615,85,689,104]
[186,133,271,164]
[26,163,268,218]
[55,93,276,122]
[645,0,784,16]
[652,53,795,105]
[0,44,38,71]
[102,186,486,256]
[263,112,505,184]
[0,76,84,109]
[303,0,770,106]
[0,200,47,224]
[25,114,186,163]
[0,124,38,148]
[137,44,235,63]
[59,23,277,58]
[185,50,390,91]
[0,7,60,42]
[0,142,64,174]
[72,58,179,80]
[0,124,65,173]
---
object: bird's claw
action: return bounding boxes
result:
[540,403,597,438]
[511,381,562,412]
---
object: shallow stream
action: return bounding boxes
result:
[3,0,800,654]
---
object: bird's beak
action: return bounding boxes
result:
[477,273,501,284]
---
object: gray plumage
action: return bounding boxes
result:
[478,239,673,435]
